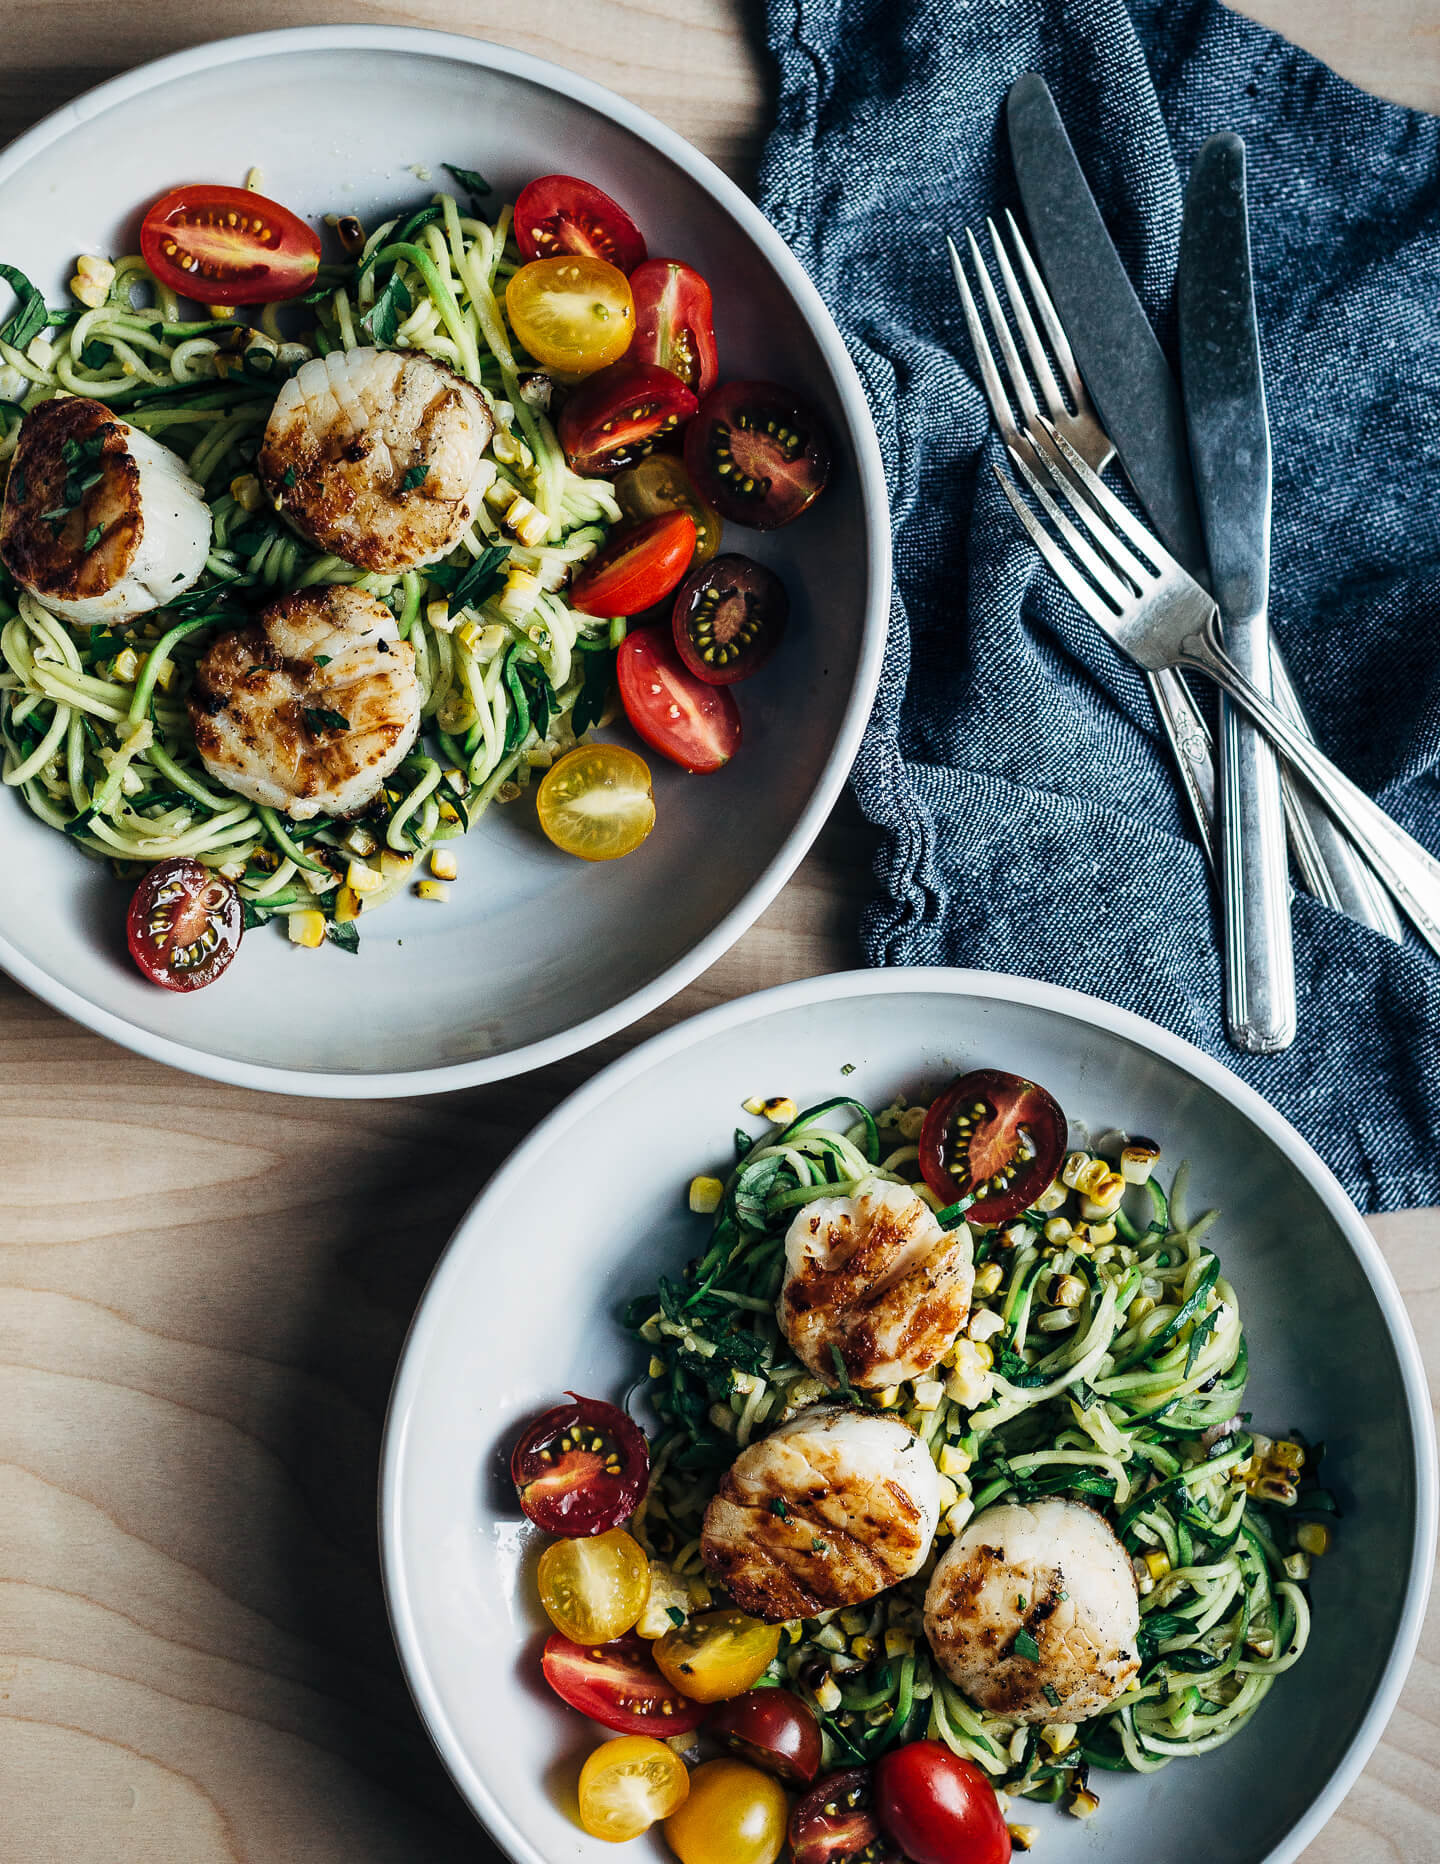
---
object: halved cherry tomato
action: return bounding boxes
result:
[559,361,699,476]
[514,175,647,274]
[578,1735,690,1842]
[617,628,741,774]
[630,258,719,396]
[918,1068,1067,1225]
[790,1769,901,1864]
[665,1759,790,1864]
[616,455,722,565]
[672,554,788,685]
[510,1394,648,1536]
[139,184,320,305]
[126,857,242,992]
[541,1632,708,1736]
[684,380,832,529]
[653,1608,781,1703]
[711,1688,822,1784]
[874,1743,1011,1864]
[573,513,697,617]
[537,744,655,862]
[505,256,634,375]
[538,1527,650,1644]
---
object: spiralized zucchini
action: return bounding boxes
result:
[0,191,622,942]
[627,1093,1328,1815]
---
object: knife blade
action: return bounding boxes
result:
[1179,133,1295,1051]
[1005,72,1403,944]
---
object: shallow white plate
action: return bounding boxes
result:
[0,27,889,1095]
[381,968,1436,1864]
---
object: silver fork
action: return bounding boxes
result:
[994,422,1440,956]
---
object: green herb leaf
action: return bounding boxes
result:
[359,269,412,346]
[429,541,511,615]
[0,263,48,351]
[83,525,102,552]
[443,163,493,204]
[515,658,556,744]
[241,900,272,931]
[302,706,350,735]
[1013,1628,1041,1664]
[325,919,360,955]
[570,644,614,738]
[501,644,531,756]
[401,459,429,492]
[811,1537,828,1554]
[282,465,297,488]
[312,654,331,668]
[1184,1307,1222,1377]
[80,336,113,369]
[665,1607,686,1628]
[1042,1683,1061,1708]
[769,1497,789,1520]
[387,203,445,251]
[733,1126,754,1160]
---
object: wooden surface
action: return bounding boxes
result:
[1,2,1437,1860]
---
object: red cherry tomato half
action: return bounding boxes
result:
[559,361,700,477]
[140,184,321,305]
[126,856,243,992]
[919,1068,1067,1226]
[541,1632,709,1737]
[514,175,647,273]
[672,554,788,685]
[630,258,719,397]
[710,1689,822,1785]
[572,513,698,618]
[684,380,832,530]
[510,1394,649,1536]
[617,627,742,774]
[790,1769,902,1864]
[875,1742,1011,1864]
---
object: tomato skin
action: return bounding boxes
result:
[630,258,719,396]
[126,857,243,992]
[573,513,697,618]
[710,1688,822,1784]
[505,256,635,375]
[672,554,788,685]
[616,455,722,565]
[684,381,832,529]
[537,1528,650,1644]
[664,1759,790,1864]
[514,175,647,273]
[653,1609,782,1703]
[510,1395,649,1536]
[617,628,742,774]
[541,1632,708,1736]
[578,1735,690,1842]
[536,744,655,862]
[789,1769,902,1864]
[559,361,700,476]
[140,184,320,305]
[874,1742,1011,1864]
[918,1068,1067,1225]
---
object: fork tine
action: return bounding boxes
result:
[1002,210,1092,419]
[1007,442,1133,608]
[962,226,1042,428]
[946,234,1028,451]
[1026,420,1153,589]
[985,215,1069,424]
[992,464,1118,629]
[1042,419,1182,569]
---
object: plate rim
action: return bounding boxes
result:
[378,963,1439,1864]
[0,24,892,1098]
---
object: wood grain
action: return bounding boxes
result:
[1,4,1437,1861]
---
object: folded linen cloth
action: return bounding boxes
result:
[757,0,1440,1213]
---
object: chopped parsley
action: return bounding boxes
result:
[282,466,297,488]
[0,262,47,351]
[443,162,493,204]
[359,268,412,346]
[666,1606,686,1628]
[400,459,429,492]
[1042,1683,1061,1708]
[302,706,350,735]
[811,1537,829,1554]
[312,654,331,668]
[1013,1628,1041,1664]
[769,1497,789,1520]
[83,524,102,552]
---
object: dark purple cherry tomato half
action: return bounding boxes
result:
[559,360,699,477]
[711,1688,823,1785]
[671,553,788,685]
[510,1393,649,1536]
[683,380,831,529]
[126,856,243,992]
[918,1068,1066,1226]
[790,1769,903,1864]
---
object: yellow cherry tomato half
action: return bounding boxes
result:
[615,455,723,566]
[536,743,656,862]
[579,1735,691,1843]
[506,255,635,375]
[663,1759,789,1864]
[653,1608,782,1704]
[538,1527,650,1645]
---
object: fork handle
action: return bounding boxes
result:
[1184,623,1440,954]
[1146,667,1218,865]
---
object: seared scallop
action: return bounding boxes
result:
[257,347,495,573]
[700,1403,940,1623]
[924,1498,1140,1723]
[0,396,210,625]
[778,1177,975,1391]
[188,584,421,820]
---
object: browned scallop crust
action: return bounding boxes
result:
[0,397,140,598]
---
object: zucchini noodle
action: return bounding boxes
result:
[0,189,624,946]
[627,1092,1331,1820]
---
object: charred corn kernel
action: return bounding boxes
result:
[1048,1273,1085,1308]
[912,1378,944,1412]
[380,850,414,880]
[851,1636,875,1662]
[875,1384,902,1409]
[1041,1722,1077,1754]
[151,658,177,693]
[884,1629,915,1658]
[973,1261,1004,1298]
[346,859,383,897]
[111,646,141,683]
[1007,1826,1037,1853]
[1066,1221,1094,1255]
[288,909,325,948]
[426,595,457,633]
[1033,1180,1068,1213]
[731,1370,761,1397]
[648,1356,665,1380]
[485,476,519,513]
[498,567,543,620]
[1270,1439,1306,1473]
[1080,1172,1126,1219]
[1283,1551,1311,1581]
[935,1474,959,1513]
[943,1497,974,1535]
[1128,1294,1156,1326]
[938,1443,972,1479]
[1061,1152,1094,1190]
[491,428,534,471]
[1297,1521,1332,1557]
[1143,1549,1171,1582]
[1069,1789,1099,1820]
[1121,1142,1160,1183]
[1087,1219,1117,1246]
[1043,1217,1074,1245]
[1249,1432,1275,1462]
[71,254,115,307]
[1245,1630,1275,1659]
[334,885,361,924]
[25,334,53,369]
[229,472,263,513]
[688,1175,724,1215]
[504,495,549,548]
[342,823,378,857]
[967,1308,1005,1344]
[456,618,484,653]
[1133,1564,1155,1597]
[428,848,458,882]
[814,1675,842,1713]
[442,766,469,795]
[1075,1158,1113,1198]
[762,1096,797,1123]
[416,879,449,902]
[1254,1474,1298,1507]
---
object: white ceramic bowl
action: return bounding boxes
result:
[381,968,1436,1864]
[0,27,889,1095]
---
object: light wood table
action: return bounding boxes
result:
[1,4,1436,1859]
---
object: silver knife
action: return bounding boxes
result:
[1005,73,1403,943]
[1179,134,1295,1051]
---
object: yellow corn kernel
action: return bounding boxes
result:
[972,1262,1004,1299]
[491,428,533,470]
[634,1559,693,1639]
[1296,1521,1331,1557]
[1033,1179,1068,1213]
[1041,1722,1077,1754]
[71,254,115,307]
[879,1630,912,1661]
[456,618,484,654]
[647,1356,666,1381]
[851,1635,874,1662]
[1121,1142,1159,1183]
[935,1474,959,1513]
[1143,1549,1170,1582]
[943,1497,974,1536]
[1253,1474,1298,1507]
[342,823,378,857]
[875,1385,902,1409]
[1069,1789,1099,1820]
[333,886,361,924]
[1008,1826,1037,1853]
[945,1342,992,1408]
[1283,1551,1311,1581]
[967,1310,1004,1347]
[1043,1217,1073,1245]
[814,1674,842,1713]
[426,595,457,633]
[1269,1439,1306,1473]
[688,1175,724,1215]
[229,472,263,513]
[839,1607,868,1637]
[429,848,458,882]
[416,879,449,902]
[1128,1294,1157,1326]
[912,1378,944,1412]
[1048,1273,1085,1309]
[971,1340,993,1368]
[1087,1219,1117,1246]
[288,909,325,948]
[150,657,177,693]
[380,850,414,880]
[504,493,549,548]
[111,646,140,683]
[1079,1171,1126,1219]
[938,1443,972,1479]
[1061,1151,1095,1189]
[345,859,383,897]
[26,333,53,369]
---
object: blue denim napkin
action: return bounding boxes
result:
[757,0,1440,1213]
